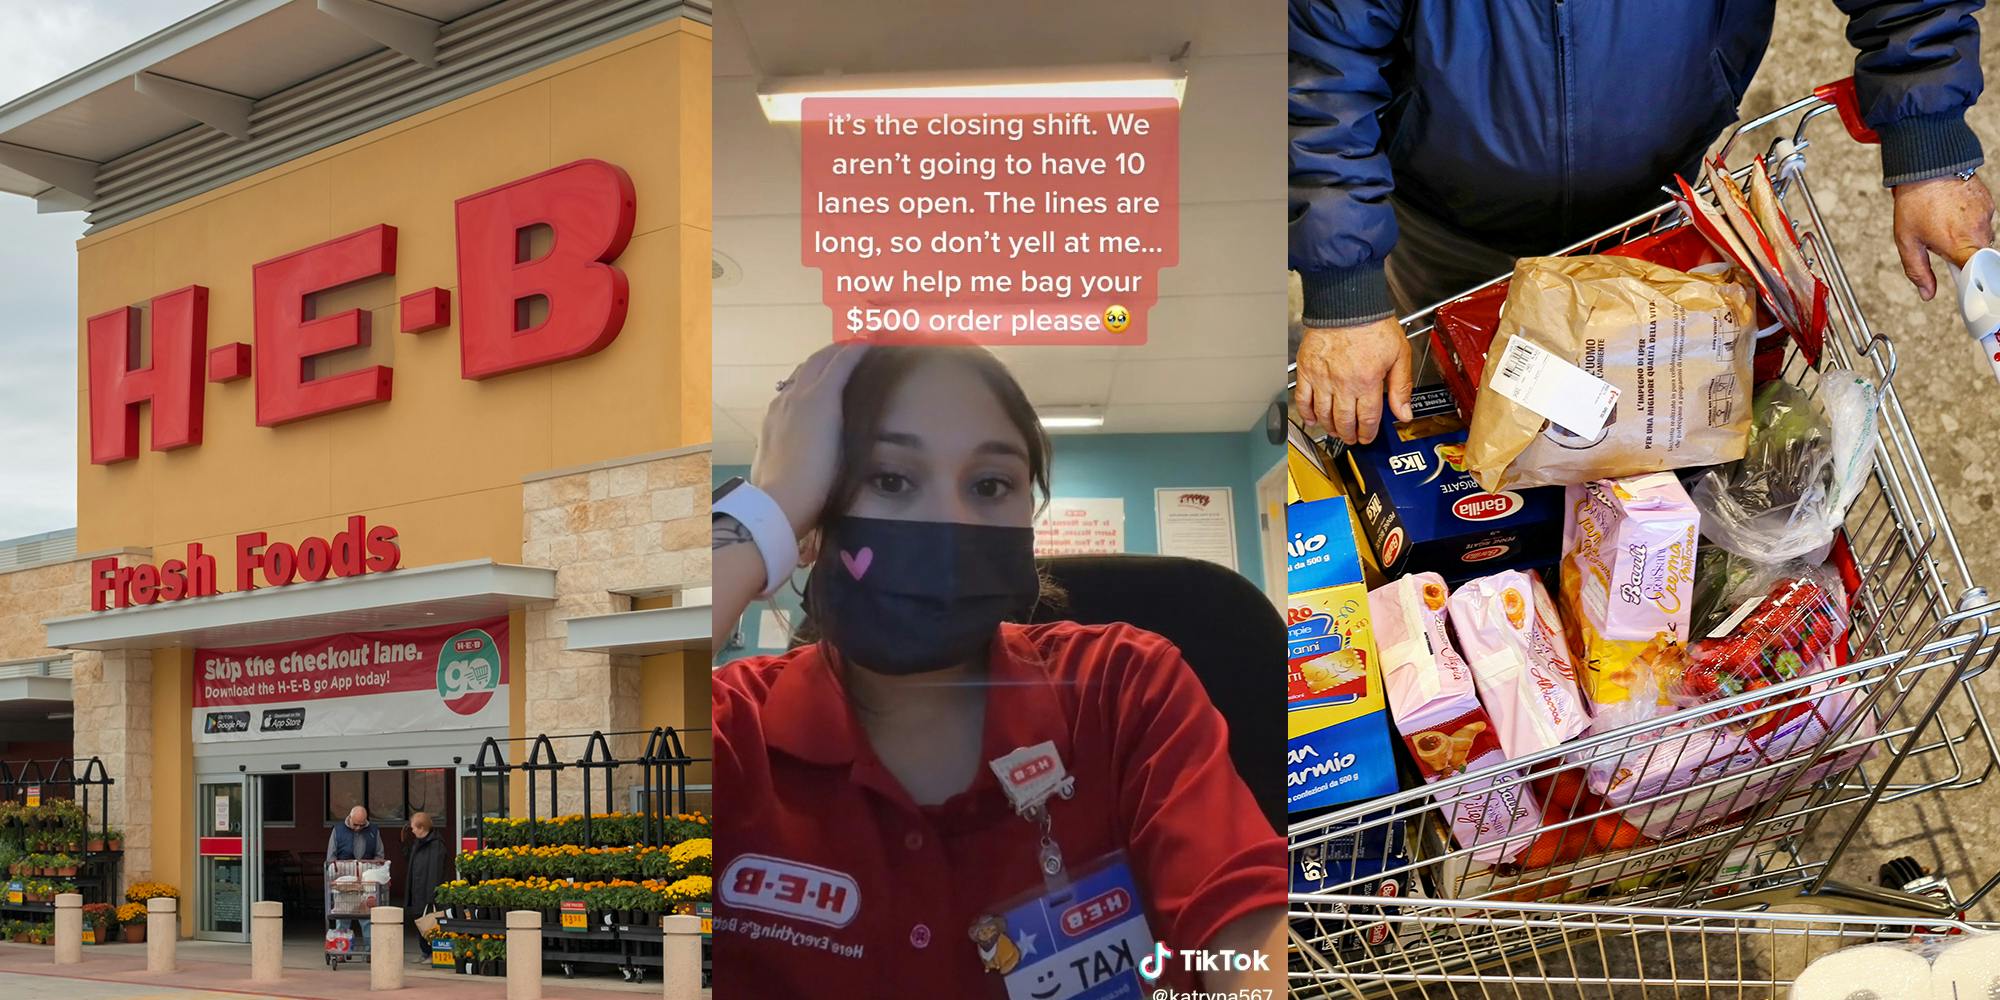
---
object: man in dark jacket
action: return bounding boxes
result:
[403,811,450,960]
[1290,0,1996,443]
[328,806,385,860]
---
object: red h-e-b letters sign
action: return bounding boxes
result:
[87,159,637,464]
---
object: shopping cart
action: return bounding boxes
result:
[1285,81,2000,993]
[324,859,391,969]
[1288,894,1997,998]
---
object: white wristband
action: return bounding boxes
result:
[713,481,798,598]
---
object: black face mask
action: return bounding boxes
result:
[807,517,1041,676]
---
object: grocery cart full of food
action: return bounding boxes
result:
[1283,78,2000,996]
[324,859,391,968]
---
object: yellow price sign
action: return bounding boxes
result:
[82,929,95,944]
[559,900,589,933]
[6,882,21,905]
[699,917,712,935]
[431,948,454,967]
[24,786,39,807]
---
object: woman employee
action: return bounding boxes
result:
[710,342,1285,996]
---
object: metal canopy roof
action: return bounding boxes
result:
[563,604,709,654]
[0,0,493,201]
[41,558,557,651]
[0,0,710,225]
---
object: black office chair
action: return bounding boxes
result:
[1036,554,1285,831]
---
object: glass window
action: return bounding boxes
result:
[326,772,365,823]
[260,774,295,827]
[366,769,407,824]
[459,774,506,837]
[408,768,449,825]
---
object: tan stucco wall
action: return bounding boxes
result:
[53,17,713,932]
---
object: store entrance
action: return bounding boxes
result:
[248,768,461,944]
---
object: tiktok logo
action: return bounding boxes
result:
[1137,942,1172,981]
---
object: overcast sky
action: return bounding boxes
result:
[0,1,212,541]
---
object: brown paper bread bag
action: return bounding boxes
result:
[1466,255,1755,491]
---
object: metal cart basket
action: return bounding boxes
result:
[1289,894,1997,997]
[1286,82,2000,993]
[325,859,391,968]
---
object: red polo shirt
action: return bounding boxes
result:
[712,621,1285,997]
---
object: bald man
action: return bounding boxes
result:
[327,806,386,861]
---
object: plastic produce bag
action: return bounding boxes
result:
[1465,255,1756,491]
[1691,372,1878,564]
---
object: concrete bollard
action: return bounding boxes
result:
[146,897,176,973]
[661,915,701,1000]
[52,893,82,965]
[370,906,404,991]
[504,910,542,1000]
[250,901,283,982]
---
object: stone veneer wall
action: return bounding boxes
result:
[0,558,91,661]
[1,551,154,892]
[521,447,708,812]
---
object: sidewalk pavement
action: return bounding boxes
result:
[0,942,703,999]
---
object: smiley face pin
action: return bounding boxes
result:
[1102,304,1131,333]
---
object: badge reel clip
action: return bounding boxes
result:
[989,742,1077,894]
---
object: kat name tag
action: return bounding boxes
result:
[992,858,1154,1000]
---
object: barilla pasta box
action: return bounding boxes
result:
[1287,495,1400,814]
[1344,385,1563,584]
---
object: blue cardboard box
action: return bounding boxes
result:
[1343,385,1563,583]
[1286,496,1400,814]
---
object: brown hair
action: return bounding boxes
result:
[793,344,1064,646]
[822,344,1052,516]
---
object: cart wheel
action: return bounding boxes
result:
[562,963,575,978]
[632,969,646,984]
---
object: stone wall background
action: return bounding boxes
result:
[521,448,709,813]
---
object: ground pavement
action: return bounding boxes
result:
[0,940,707,999]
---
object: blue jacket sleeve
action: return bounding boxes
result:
[1289,0,1407,326]
[1837,0,1986,185]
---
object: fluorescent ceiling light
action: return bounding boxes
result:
[758,62,1188,123]
[1039,409,1105,430]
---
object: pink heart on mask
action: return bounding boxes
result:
[840,547,874,580]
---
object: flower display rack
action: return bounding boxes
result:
[441,729,711,984]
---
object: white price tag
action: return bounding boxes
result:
[1709,596,1765,639]
[1488,336,1620,440]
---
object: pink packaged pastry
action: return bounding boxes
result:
[1446,569,1592,759]
[1592,651,1878,838]
[1370,573,1540,863]
[1559,472,1698,734]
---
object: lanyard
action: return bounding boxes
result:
[987,741,1076,893]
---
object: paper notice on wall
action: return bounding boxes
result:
[215,794,230,834]
[1034,498,1125,556]
[1155,487,1238,571]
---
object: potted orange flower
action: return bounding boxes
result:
[116,902,148,943]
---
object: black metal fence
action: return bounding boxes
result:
[0,756,115,840]
[467,727,707,849]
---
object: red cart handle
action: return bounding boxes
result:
[1813,77,1881,145]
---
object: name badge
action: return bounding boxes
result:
[974,854,1155,1000]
